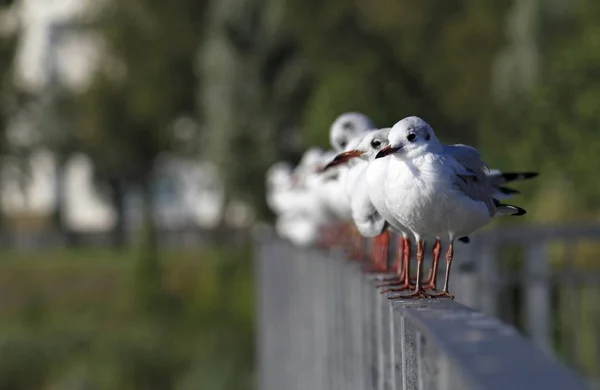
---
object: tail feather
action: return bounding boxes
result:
[493,198,527,216]
[491,186,520,200]
[496,186,520,195]
[488,171,539,185]
[458,236,470,244]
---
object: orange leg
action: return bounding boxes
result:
[389,240,433,299]
[380,237,415,293]
[365,231,390,273]
[423,239,441,290]
[430,241,455,299]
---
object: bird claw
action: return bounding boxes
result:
[428,291,455,300]
[387,287,434,299]
[381,284,416,294]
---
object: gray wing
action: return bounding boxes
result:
[445,144,489,180]
[452,173,495,216]
[446,145,495,216]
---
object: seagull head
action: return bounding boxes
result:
[322,128,391,171]
[356,128,392,162]
[375,116,440,160]
[329,112,376,153]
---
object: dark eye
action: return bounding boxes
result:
[338,140,347,149]
[370,139,381,148]
[407,133,417,142]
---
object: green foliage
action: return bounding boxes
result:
[0,247,255,389]
[479,0,600,218]
[75,0,209,183]
[284,0,511,148]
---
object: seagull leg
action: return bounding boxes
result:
[423,239,442,290]
[347,225,362,260]
[379,236,415,292]
[364,231,390,273]
[355,234,365,260]
[379,230,390,271]
[370,237,379,265]
[389,239,431,299]
[430,241,455,299]
[317,225,331,248]
[376,235,405,287]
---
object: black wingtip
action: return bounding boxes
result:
[499,172,539,182]
[458,236,470,244]
[510,206,527,216]
[497,186,520,195]
[493,198,527,216]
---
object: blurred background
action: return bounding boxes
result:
[0,0,598,388]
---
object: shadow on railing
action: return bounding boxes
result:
[255,228,589,390]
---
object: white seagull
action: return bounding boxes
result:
[375,116,527,298]
[323,128,409,276]
[323,127,538,292]
[314,112,378,250]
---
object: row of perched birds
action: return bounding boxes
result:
[265,113,537,299]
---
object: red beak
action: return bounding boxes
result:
[321,150,364,171]
[375,145,400,159]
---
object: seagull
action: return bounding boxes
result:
[265,162,294,215]
[318,112,378,251]
[324,127,538,292]
[324,129,398,270]
[329,112,377,153]
[325,128,447,288]
[375,116,527,299]
[266,148,337,247]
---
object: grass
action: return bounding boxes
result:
[0,246,256,390]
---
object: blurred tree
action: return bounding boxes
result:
[482,0,600,219]
[74,0,209,312]
[198,0,513,220]
[285,0,510,147]
[75,0,208,250]
[199,0,312,223]
[0,1,20,234]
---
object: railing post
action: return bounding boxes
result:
[523,241,552,352]
[417,322,438,390]
[398,311,419,390]
[380,292,393,389]
[256,233,588,390]
[363,271,376,389]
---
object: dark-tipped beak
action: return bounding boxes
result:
[321,150,364,171]
[375,145,399,159]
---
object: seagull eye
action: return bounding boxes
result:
[370,139,381,148]
[407,133,417,142]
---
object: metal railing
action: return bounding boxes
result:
[255,228,589,390]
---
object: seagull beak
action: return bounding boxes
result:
[322,150,364,171]
[375,145,400,159]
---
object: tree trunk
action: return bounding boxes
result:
[134,172,163,314]
[53,158,76,247]
[108,177,127,250]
